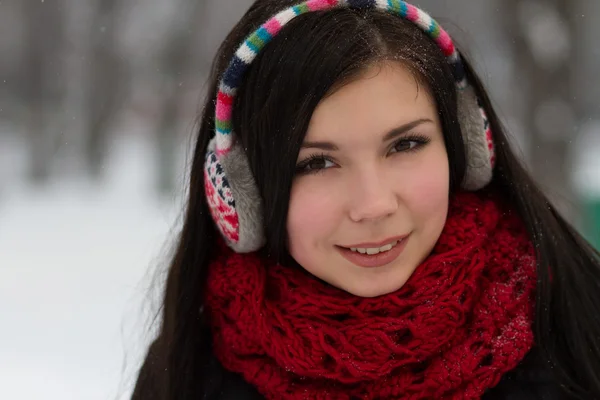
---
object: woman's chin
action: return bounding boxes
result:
[334,274,412,298]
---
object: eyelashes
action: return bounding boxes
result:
[295,134,431,176]
[389,134,431,154]
[295,153,334,175]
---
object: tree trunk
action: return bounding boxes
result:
[154,0,207,195]
[84,0,125,179]
[23,0,66,183]
[502,0,581,223]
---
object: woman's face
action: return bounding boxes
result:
[287,62,450,298]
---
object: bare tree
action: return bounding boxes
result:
[22,0,66,183]
[84,0,127,179]
[153,0,208,195]
[503,0,581,222]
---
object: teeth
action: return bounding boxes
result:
[350,240,399,255]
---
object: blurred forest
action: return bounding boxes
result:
[1,0,599,243]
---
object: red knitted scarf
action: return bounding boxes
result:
[205,192,537,399]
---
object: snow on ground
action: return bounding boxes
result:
[0,130,186,400]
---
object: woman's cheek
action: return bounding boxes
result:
[391,145,450,219]
[287,178,342,246]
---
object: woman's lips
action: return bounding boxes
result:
[336,235,409,268]
[342,235,408,249]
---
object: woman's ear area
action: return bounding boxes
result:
[204,136,266,253]
[456,85,494,191]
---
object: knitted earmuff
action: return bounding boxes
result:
[204,0,496,253]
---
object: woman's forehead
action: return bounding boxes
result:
[304,63,437,142]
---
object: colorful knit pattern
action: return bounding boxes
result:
[204,151,239,242]
[206,191,536,399]
[214,0,474,156]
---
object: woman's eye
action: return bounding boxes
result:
[295,155,337,175]
[392,140,419,152]
[390,135,430,154]
[304,157,335,171]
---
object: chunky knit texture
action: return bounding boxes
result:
[205,191,537,399]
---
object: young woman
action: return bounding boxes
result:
[132,1,600,399]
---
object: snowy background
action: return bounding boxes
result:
[0,120,185,399]
[1,0,599,399]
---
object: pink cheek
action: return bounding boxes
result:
[288,186,340,246]
[393,155,450,215]
[412,174,449,208]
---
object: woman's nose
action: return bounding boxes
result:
[347,170,399,223]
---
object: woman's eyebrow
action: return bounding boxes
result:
[300,118,434,151]
[382,118,434,141]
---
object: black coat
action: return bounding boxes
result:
[132,343,569,400]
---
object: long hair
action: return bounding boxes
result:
[149,1,600,398]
